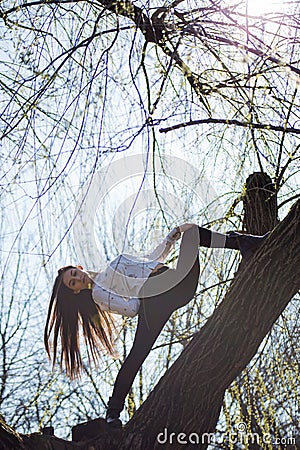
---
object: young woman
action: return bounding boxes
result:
[44,223,268,428]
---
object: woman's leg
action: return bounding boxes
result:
[196,225,269,259]
[141,223,262,302]
[140,227,201,300]
[142,223,264,300]
[106,294,175,424]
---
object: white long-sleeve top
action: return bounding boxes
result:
[87,230,178,317]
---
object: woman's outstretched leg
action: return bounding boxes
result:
[143,224,268,300]
[141,226,201,298]
[179,224,269,259]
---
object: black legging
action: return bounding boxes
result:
[108,226,203,415]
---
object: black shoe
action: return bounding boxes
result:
[228,231,270,259]
[106,414,122,429]
[106,396,124,429]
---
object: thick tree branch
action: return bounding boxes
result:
[159,117,300,134]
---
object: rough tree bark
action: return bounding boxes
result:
[242,172,279,234]
[0,174,299,449]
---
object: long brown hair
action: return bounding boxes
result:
[44,266,117,379]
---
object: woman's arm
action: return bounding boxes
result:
[92,284,140,317]
[144,227,180,261]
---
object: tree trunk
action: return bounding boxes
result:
[242,172,279,234]
[1,177,299,450]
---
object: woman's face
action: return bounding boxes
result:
[62,267,92,293]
